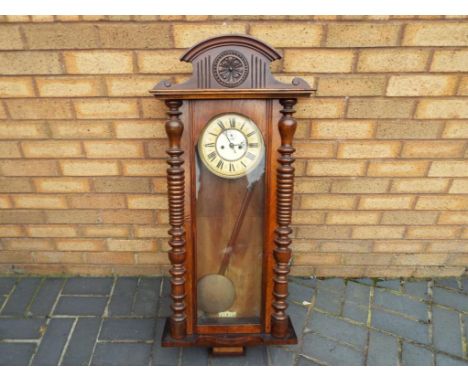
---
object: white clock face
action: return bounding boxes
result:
[198,113,264,179]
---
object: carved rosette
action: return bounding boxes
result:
[164,99,187,339]
[271,98,297,338]
[212,50,249,88]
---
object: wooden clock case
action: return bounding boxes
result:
[150,34,313,355]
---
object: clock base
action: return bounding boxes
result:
[161,317,297,352]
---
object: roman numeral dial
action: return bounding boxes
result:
[198,113,264,179]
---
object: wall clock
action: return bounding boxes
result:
[151,34,313,355]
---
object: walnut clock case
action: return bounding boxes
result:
[150,35,313,356]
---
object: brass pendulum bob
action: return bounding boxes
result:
[197,182,257,314]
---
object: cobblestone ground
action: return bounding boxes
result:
[0,276,467,366]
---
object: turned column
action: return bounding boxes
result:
[271,98,297,338]
[164,99,187,339]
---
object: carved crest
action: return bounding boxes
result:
[150,34,314,99]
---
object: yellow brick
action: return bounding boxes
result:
[68,195,126,209]
[374,240,425,253]
[36,76,103,97]
[114,120,166,139]
[0,25,24,49]
[321,241,371,253]
[74,99,139,119]
[381,211,438,225]
[347,99,415,119]
[295,98,345,119]
[55,15,81,21]
[23,23,99,49]
[22,141,83,158]
[107,239,156,252]
[391,178,449,193]
[250,23,322,47]
[56,239,105,251]
[294,178,331,194]
[293,254,342,266]
[140,99,167,119]
[283,49,354,73]
[152,178,167,193]
[0,142,21,158]
[127,195,167,209]
[122,160,166,177]
[0,122,49,139]
[367,161,429,177]
[359,195,414,210]
[431,49,468,72]
[393,254,450,267]
[26,225,78,237]
[0,52,63,75]
[428,161,468,177]
[294,142,335,158]
[61,160,120,176]
[357,48,430,72]
[301,195,356,210]
[402,141,465,158]
[94,178,151,193]
[30,16,54,22]
[376,120,443,139]
[101,210,153,225]
[326,211,380,225]
[438,212,468,224]
[173,23,247,47]
[0,77,35,97]
[3,238,53,251]
[416,99,468,119]
[317,75,386,96]
[6,99,73,120]
[82,226,130,238]
[326,23,401,47]
[83,141,144,158]
[13,195,67,209]
[34,178,91,193]
[331,179,390,194]
[106,75,163,97]
[64,51,133,74]
[403,23,468,46]
[307,160,366,176]
[0,225,23,237]
[98,23,171,48]
[138,50,191,74]
[457,76,468,96]
[134,226,170,238]
[406,226,460,239]
[311,120,375,140]
[352,226,405,239]
[416,195,468,210]
[338,141,401,158]
[292,211,325,225]
[428,241,468,253]
[450,179,468,194]
[297,226,351,239]
[0,195,12,208]
[386,75,457,96]
[49,121,113,139]
[0,160,59,176]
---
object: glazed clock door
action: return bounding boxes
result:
[193,100,269,330]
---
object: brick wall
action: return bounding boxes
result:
[0,15,467,277]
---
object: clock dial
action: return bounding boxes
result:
[198,113,264,179]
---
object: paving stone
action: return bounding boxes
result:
[133,278,160,317]
[343,301,368,323]
[210,346,268,365]
[54,296,107,316]
[307,310,368,348]
[371,308,430,344]
[296,356,322,365]
[29,278,64,316]
[461,278,468,293]
[287,300,309,335]
[268,346,295,366]
[61,317,101,366]
[100,318,155,341]
[373,289,428,321]
[315,288,342,315]
[0,343,35,366]
[32,318,74,365]
[404,280,429,300]
[302,332,364,366]
[366,330,398,365]
[432,306,463,357]
[160,277,170,297]
[63,277,113,295]
[345,282,370,305]
[0,277,16,295]
[435,278,459,290]
[292,276,317,289]
[433,287,468,313]
[435,353,468,366]
[376,279,401,291]
[464,315,468,345]
[180,346,209,366]
[1,278,41,316]
[92,343,152,366]
[157,296,172,318]
[108,277,139,316]
[354,278,374,286]
[151,318,180,366]
[0,318,45,339]
[317,278,346,291]
[288,280,314,304]
[402,342,433,366]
